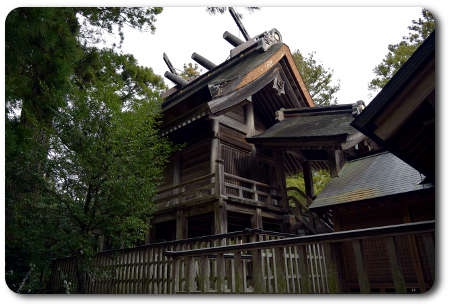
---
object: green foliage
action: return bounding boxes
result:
[292,51,341,106]
[368,9,435,92]
[286,169,331,205]
[5,7,169,293]
[179,62,203,80]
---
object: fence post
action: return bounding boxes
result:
[323,243,341,294]
[171,257,180,294]
[385,236,407,294]
[275,247,288,294]
[352,239,370,293]
[422,232,435,283]
[297,245,311,294]
[200,255,209,294]
[252,248,264,293]
[217,253,226,293]
[234,252,243,294]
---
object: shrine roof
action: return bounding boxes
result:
[161,42,285,112]
[246,102,365,148]
[309,151,434,211]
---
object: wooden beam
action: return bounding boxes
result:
[301,161,314,202]
[327,149,346,178]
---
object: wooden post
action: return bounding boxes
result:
[273,150,288,208]
[297,245,311,294]
[245,101,259,182]
[352,239,370,293]
[211,119,220,195]
[234,252,243,294]
[215,159,225,197]
[176,210,187,240]
[402,203,427,292]
[200,255,209,294]
[327,149,346,178]
[422,232,435,283]
[251,207,263,229]
[171,257,180,294]
[322,243,341,294]
[275,247,287,294]
[217,253,225,293]
[214,201,227,236]
[385,236,407,294]
[252,248,264,293]
[185,256,196,294]
[174,153,181,204]
[301,161,314,204]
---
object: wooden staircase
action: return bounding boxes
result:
[285,187,334,234]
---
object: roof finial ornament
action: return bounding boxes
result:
[229,7,251,41]
[163,53,178,75]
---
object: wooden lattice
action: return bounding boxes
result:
[221,143,250,196]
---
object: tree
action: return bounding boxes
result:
[368,9,435,92]
[286,170,331,206]
[6,49,178,293]
[179,62,203,80]
[292,51,341,106]
[5,7,172,293]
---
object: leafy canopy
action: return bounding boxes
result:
[368,9,435,92]
[292,51,341,106]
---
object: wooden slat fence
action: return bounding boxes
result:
[48,229,303,294]
[164,221,435,294]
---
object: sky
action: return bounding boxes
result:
[108,6,425,106]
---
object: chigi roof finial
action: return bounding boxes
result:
[228,7,251,41]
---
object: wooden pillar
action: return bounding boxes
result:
[210,119,220,173]
[245,101,259,181]
[327,149,346,178]
[251,207,262,229]
[211,119,221,196]
[214,201,227,235]
[145,219,156,244]
[176,210,187,240]
[273,150,288,208]
[174,153,182,204]
[301,161,314,203]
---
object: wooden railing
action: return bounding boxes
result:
[155,160,283,210]
[164,221,435,294]
[224,172,281,205]
[48,229,296,294]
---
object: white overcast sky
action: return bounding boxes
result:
[114,6,424,106]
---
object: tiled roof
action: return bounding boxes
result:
[309,151,434,210]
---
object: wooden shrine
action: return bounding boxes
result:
[146,17,378,242]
